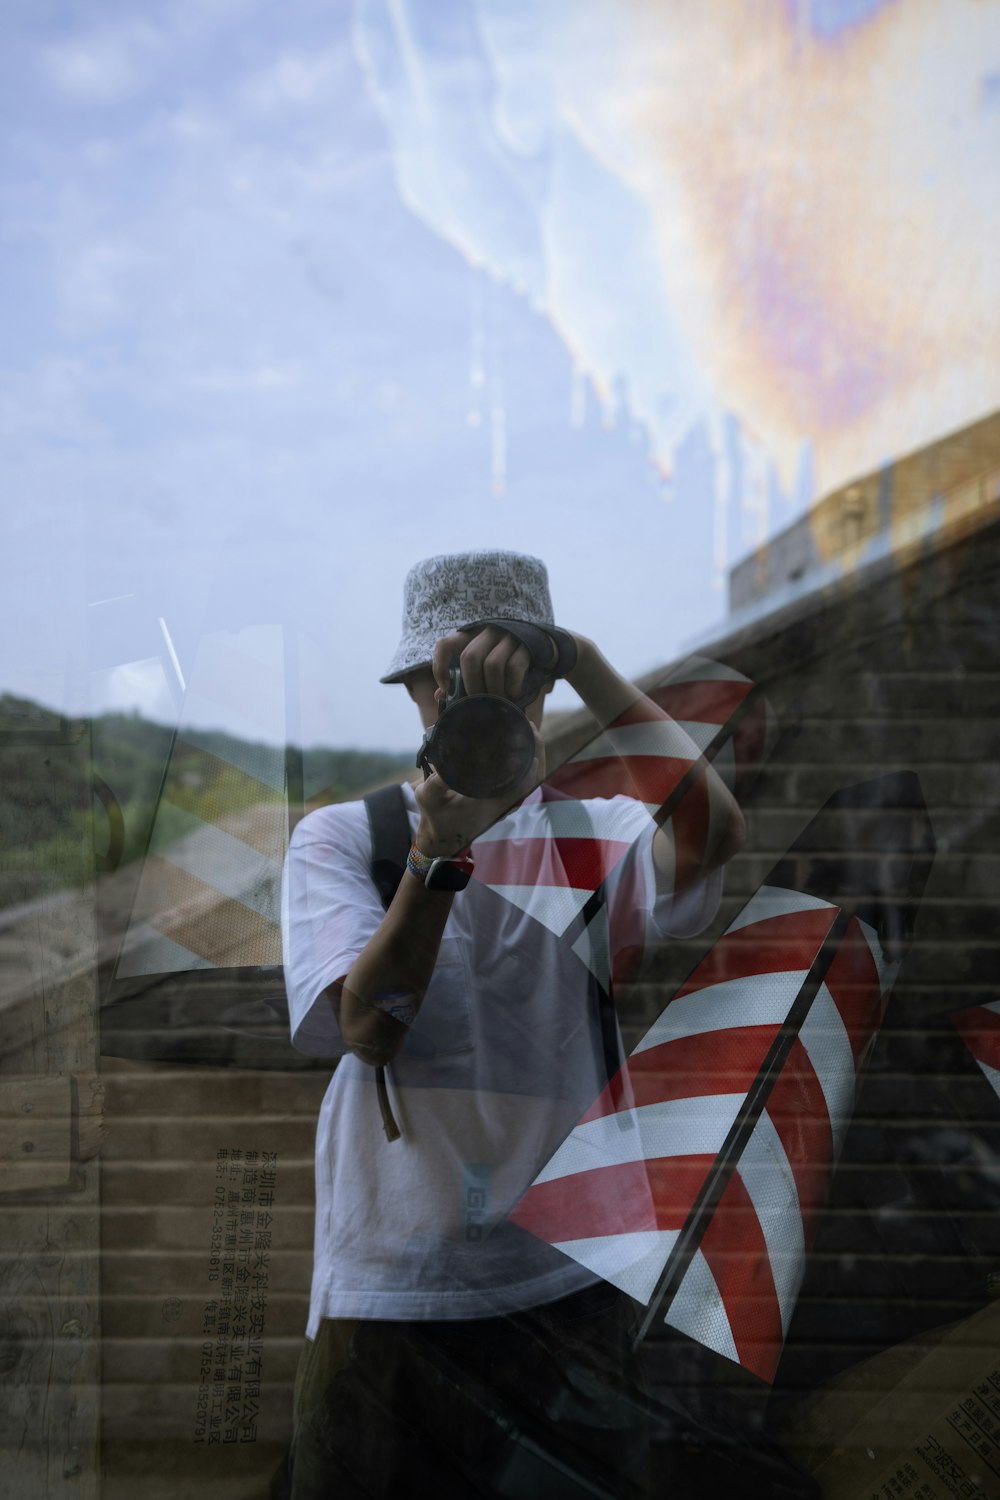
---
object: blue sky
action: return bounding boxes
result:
[3,0,996,750]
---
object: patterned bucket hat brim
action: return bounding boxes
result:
[380,550,555,683]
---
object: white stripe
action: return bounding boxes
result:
[551,1229,680,1306]
[149,805,283,923]
[664,1248,741,1365]
[115,923,216,977]
[531,1094,742,1187]
[983,1001,1000,1018]
[975,1057,1000,1105]
[726,885,836,934]
[181,694,288,787]
[473,797,649,844]
[484,883,593,935]
[659,656,750,687]
[736,1112,806,1335]
[632,971,813,1057]
[798,982,856,1153]
[570,719,718,762]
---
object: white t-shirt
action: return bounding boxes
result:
[282,783,721,1334]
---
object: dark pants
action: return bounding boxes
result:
[275,1284,651,1499]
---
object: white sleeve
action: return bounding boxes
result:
[281,802,384,1056]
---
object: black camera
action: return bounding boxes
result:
[415,619,576,799]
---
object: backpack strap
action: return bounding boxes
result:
[362,783,412,1144]
[364,783,412,913]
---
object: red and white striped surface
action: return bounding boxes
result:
[545,656,772,804]
[951,1003,1000,1103]
[509,883,898,1384]
[470,657,771,961]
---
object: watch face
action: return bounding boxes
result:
[425,858,473,891]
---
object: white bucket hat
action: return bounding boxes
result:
[380,550,555,683]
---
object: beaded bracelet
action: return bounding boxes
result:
[406,842,435,880]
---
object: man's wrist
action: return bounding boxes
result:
[406,840,474,890]
[406,842,435,880]
[563,634,600,693]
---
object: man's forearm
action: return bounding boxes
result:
[565,636,649,728]
[334,871,455,1066]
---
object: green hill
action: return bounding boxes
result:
[0,694,413,907]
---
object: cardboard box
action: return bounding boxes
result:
[781,1300,1000,1499]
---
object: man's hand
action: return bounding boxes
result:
[431,624,561,704]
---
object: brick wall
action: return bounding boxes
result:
[607,507,1000,1436]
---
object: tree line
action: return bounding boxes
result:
[0,694,412,908]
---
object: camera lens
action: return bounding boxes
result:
[430,695,535,798]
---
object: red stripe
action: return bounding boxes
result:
[671,773,710,890]
[581,1025,780,1123]
[609,755,695,805]
[952,1006,1000,1069]
[675,907,839,999]
[697,1171,784,1384]
[543,761,610,799]
[544,756,690,803]
[509,1155,716,1242]
[645,680,751,726]
[763,1038,836,1242]
[823,920,883,1062]
[471,836,633,890]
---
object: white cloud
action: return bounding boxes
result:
[239,50,348,112]
[40,18,166,104]
[0,358,100,449]
[58,238,139,325]
[189,362,303,393]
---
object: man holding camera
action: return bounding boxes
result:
[279,551,744,1498]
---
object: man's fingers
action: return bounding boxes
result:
[460,628,536,698]
[434,626,540,700]
[432,630,474,695]
[478,636,531,698]
[414,770,447,808]
[457,626,500,695]
[505,642,532,699]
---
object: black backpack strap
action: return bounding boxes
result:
[362,783,412,1145]
[364,783,412,913]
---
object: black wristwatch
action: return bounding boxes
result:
[425,856,474,892]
